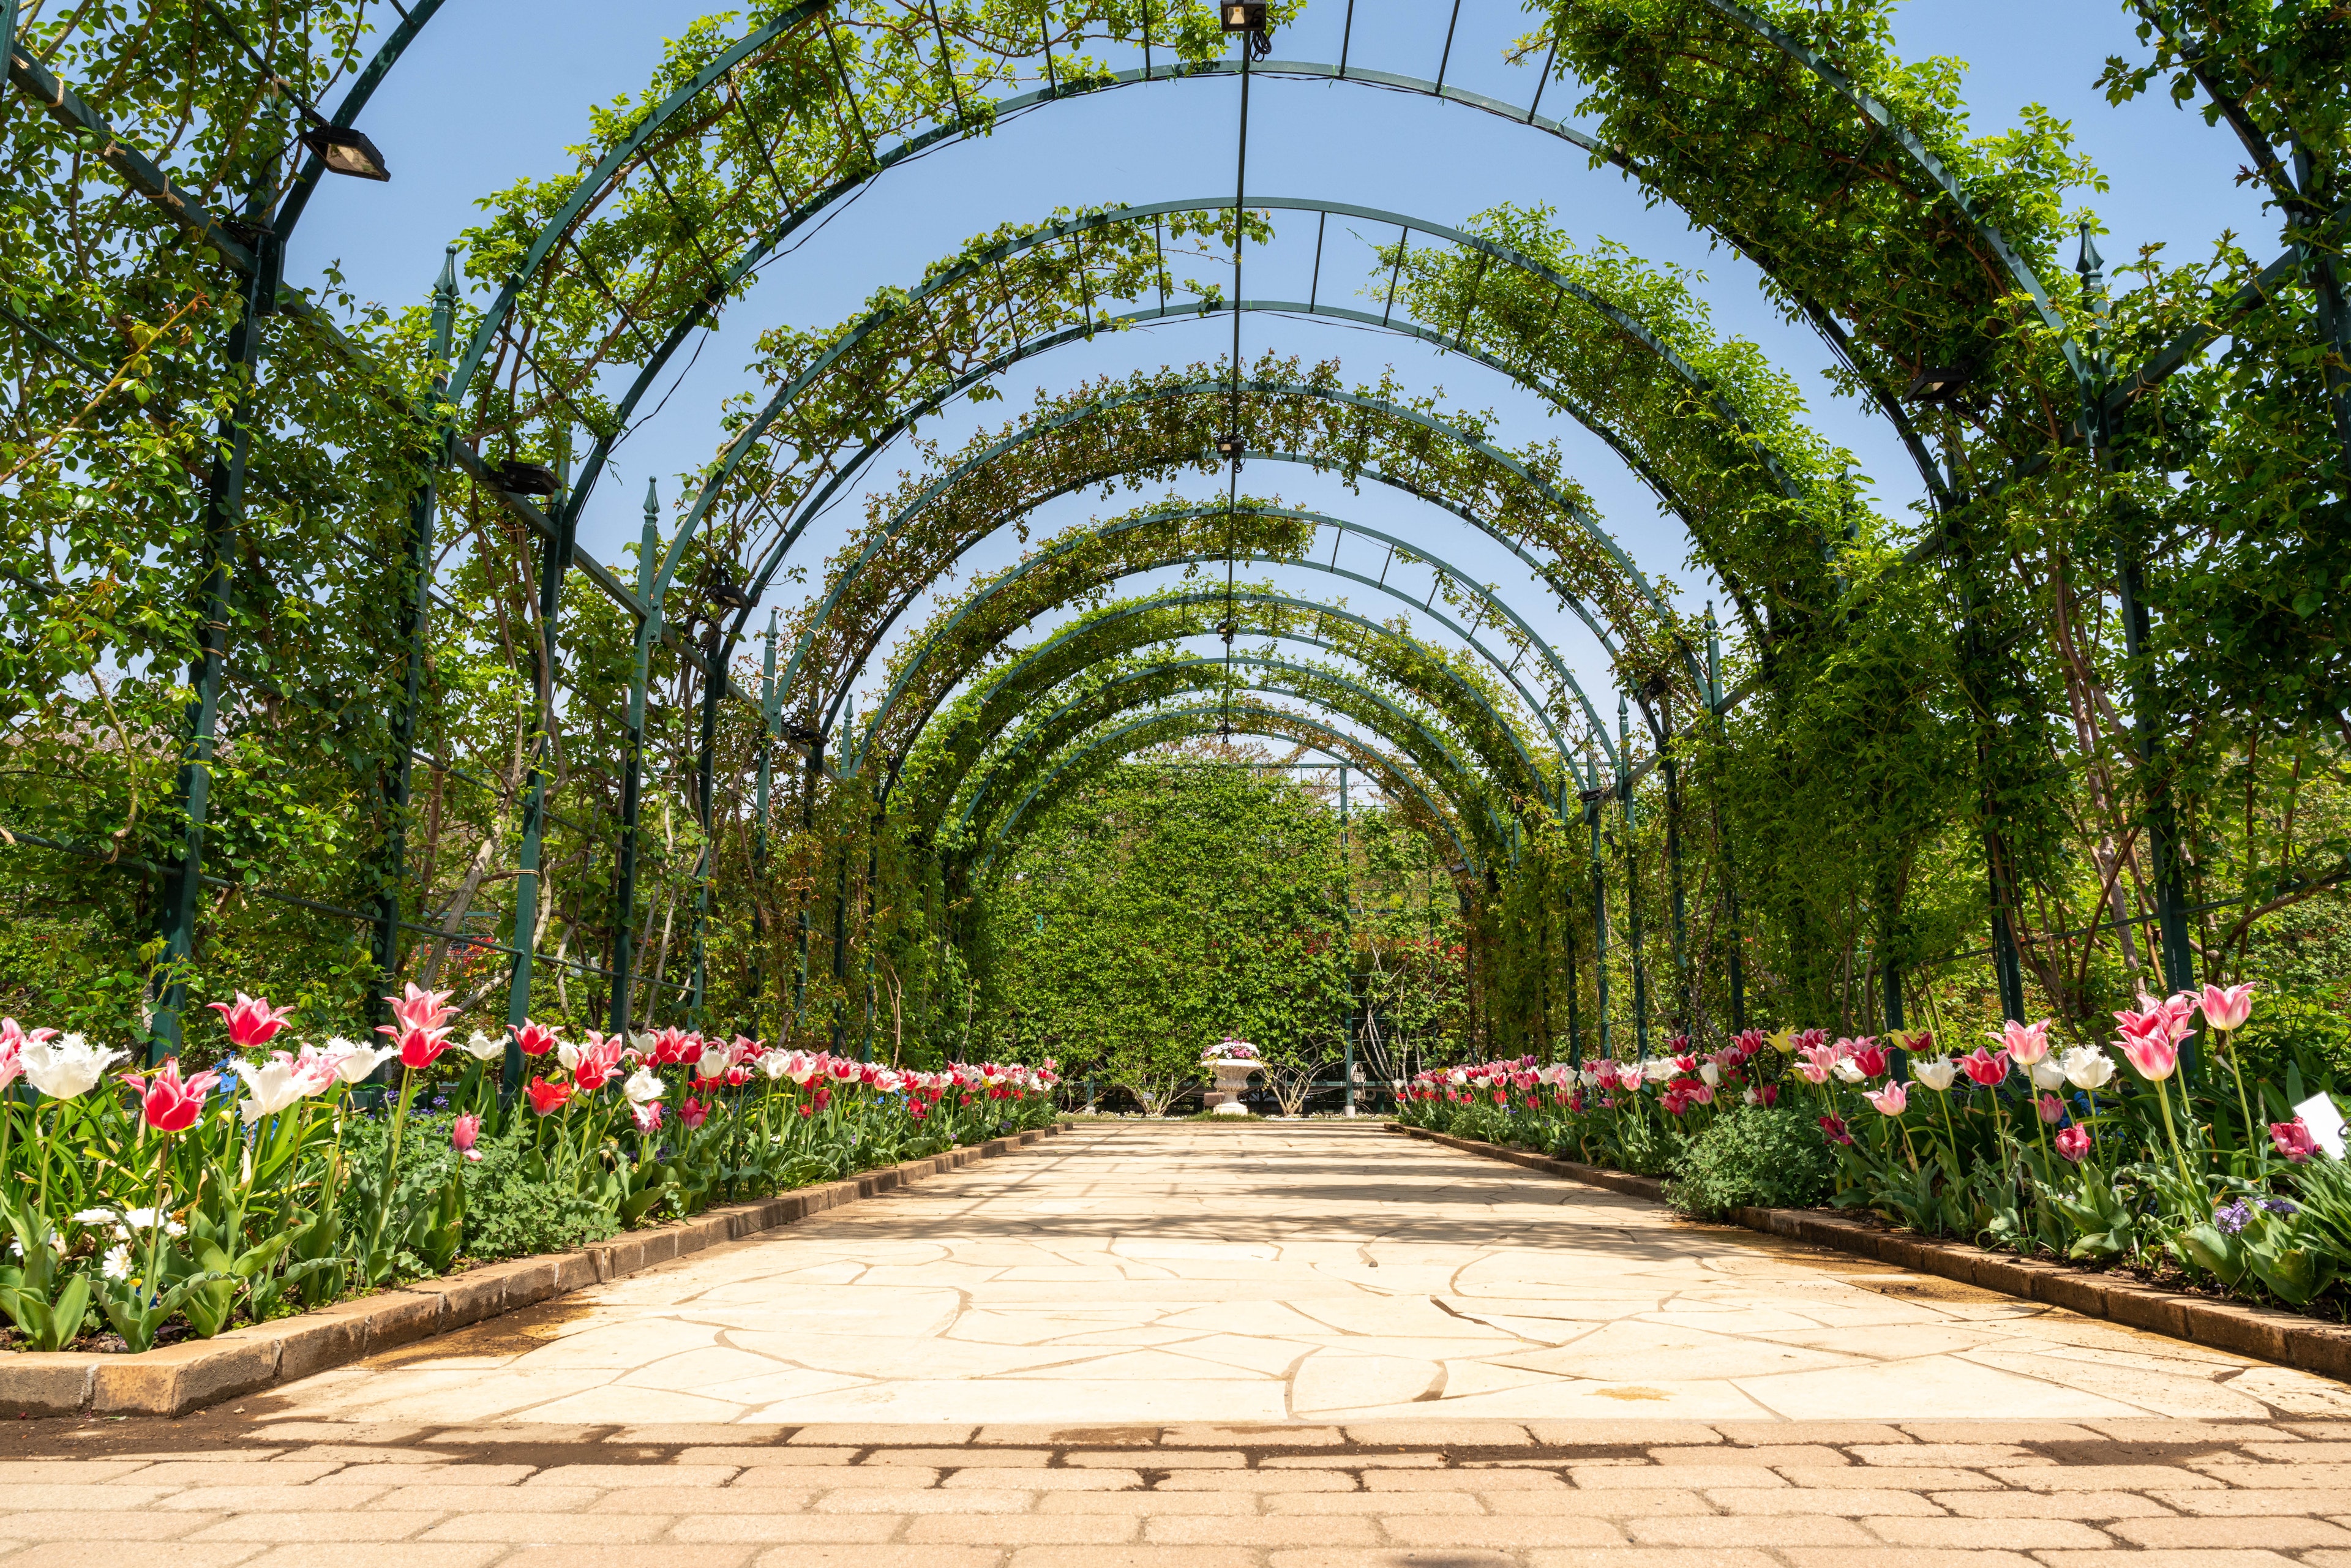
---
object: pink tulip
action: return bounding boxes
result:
[1794,1041,1837,1084]
[2037,1092,2065,1125]
[1996,1018,2052,1067]
[1863,1081,1908,1117]
[571,1033,625,1092]
[382,982,456,1036]
[1843,1037,1889,1078]
[121,1057,220,1133]
[208,992,295,1049]
[2271,1118,2319,1163]
[451,1113,482,1163]
[2200,982,2256,1033]
[632,1100,664,1134]
[2118,1032,2180,1081]
[680,1097,710,1130]
[0,1019,54,1092]
[2054,1125,2091,1164]
[1958,1046,2010,1087]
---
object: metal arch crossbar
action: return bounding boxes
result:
[921,590,1549,797]
[970,700,1482,882]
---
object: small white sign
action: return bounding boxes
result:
[2293,1091,2349,1160]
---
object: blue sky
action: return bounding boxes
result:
[285,1,2273,774]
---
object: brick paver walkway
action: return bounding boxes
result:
[6,1121,2350,1564]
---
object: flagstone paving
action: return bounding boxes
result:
[257,1121,2351,1428]
[6,1120,2351,1564]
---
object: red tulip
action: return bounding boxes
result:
[1817,1114,1853,1147]
[207,992,295,1049]
[122,1057,220,1133]
[524,1076,572,1116]
[397,1026,453,1070]
[680,1097,710,1130]
[1958,1046,2009,1087]
[512,1020,561,1057]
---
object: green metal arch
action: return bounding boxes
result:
[852,501,1595,770]
[967,702,1483,885]
[954,656,1504,858]
[930,588,1548,800]
[763,375,1697,724]
[661,194,1809,623]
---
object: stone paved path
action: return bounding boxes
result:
[6,1120,2351,1565]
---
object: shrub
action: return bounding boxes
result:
[1667,1106,1835,1219]
[459,1138,620,1261]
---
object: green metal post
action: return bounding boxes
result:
[155,156,279,1062]
[502,455,578,1076]
[830,699,854,1056]
[1338,765,1356,1116]
[373,249,457,1007]
[688,622,724,1030]
[607,481,662,1039]
[792,726,820,1030]
[1619,696,1649,1059]
[1660,703,1690,1035]
[2081,225,2198,1071]
[749,612,779,1040]
[1584,746,1610,1059]
[1705,607,1747,1031]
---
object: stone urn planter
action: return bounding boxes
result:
[1201,1059,1258,1116]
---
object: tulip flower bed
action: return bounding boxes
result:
[0,986,1058,1356]
[1396,986,2351,1321]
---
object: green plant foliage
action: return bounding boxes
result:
[1667,1106,1837,1219]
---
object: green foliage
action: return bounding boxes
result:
[1667,1106,1838,1218]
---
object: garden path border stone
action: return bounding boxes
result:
[1386,1122,2351,1386]
[0,1122,1068,1419]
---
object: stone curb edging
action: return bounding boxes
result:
[0,1123,1071,1419]
[1387,1122,2351,1386]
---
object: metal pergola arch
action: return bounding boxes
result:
[851,505,1597,778]
[23,0,2261,1063]
[951,656,1507,863]
[647,193,1814,633]
[969,703,1483,886]
[758,375,1700,724]
[925,590,1551,806]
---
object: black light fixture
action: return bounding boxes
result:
[1902,359,1978,407]
[783,719,823,746]
[484,460,560,497]
[1216,620,1236,645]
[1219,2,1271,59]
[702,567,754,611]
[1215,435,1244,462]
[298,120,391,182]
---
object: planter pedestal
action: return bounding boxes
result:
[1202,1060,1256,1116]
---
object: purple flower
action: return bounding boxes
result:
[2262,1197,2299,1216]
[2213,1199,2253,1236]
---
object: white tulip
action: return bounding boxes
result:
[462,1030,505,1062]
[1831,1058,1866,1084]
[327,1038,397,1084]
[1911,1056,1958,1092]
[2061,1045,2117,1090]
[236,1057,312,1127]
[695,1043,732,1081]
[1697,1062,1722,1088]
[21,1034,126,1100]
[2030,1058,2068,1092]
[622,1066,665,1106]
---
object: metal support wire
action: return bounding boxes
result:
[1434,0,1463,94]
[1526,35,1558,122]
